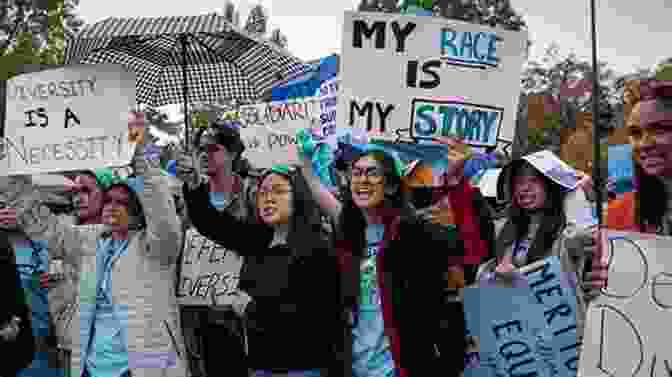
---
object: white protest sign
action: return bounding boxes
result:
[2,64,136,176]
[177,228,243,306]
[578,231,672,377]
[238,98,319,168]
[316,77,338,139]
[339,11,527,148]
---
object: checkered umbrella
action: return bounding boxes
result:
[65,13,309,146]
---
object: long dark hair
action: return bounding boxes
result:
[257,167,327,259]
[499,160,567,262]
[335,151,414,257]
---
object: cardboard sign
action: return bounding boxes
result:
[520,257,581,377]
[339,11,527,148]
[2,64,136,176]
[463,285,557,377]
[578,231,672,377]
[238,98,319,168]
[177,228,243,306]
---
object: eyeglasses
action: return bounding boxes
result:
[257,185,292,200]
[350,167,384,183]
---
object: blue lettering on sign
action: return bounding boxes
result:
[412,100,503,147]
[440,28,501,68]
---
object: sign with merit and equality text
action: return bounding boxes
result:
[2,64,136,176]
[339,11,527,148]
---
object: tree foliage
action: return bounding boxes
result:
[357,0,527,32]
[1,0,83,80]
[223,1,288,49]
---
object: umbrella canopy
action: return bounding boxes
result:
[65,14,309,107]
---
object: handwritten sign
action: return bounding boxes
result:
[463,285,557,377]
[521,256,581,377]
[339,11,527,148]
[578,231,672,377]
[607,144,634,194]
[2,64,136,176]
[238,98,319,168]
[177,228,243,306]
[410,98,503,146]
[317,77,338,139]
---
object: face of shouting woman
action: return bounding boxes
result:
[513,171,547,211]
[350,155,386,210]
[256,173,293,227]
[102,186,131,234]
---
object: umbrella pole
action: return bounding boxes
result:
[180,34,190,151]
[590,0,602,225]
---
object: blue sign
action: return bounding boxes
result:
[271,54,338,101]
[463,285,557,377]
[608,144,634,194]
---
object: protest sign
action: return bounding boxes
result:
[339,11,527,149]
[520,256,581,377]
[177,228,243,306]
[317,77,338,140]
[607,144,634,195]
[463,285,557,377]
[2,64,136,176]
[578,231,672,377]
[238,97,319,168]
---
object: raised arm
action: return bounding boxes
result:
[182,182,271,256]
[132,140,182,265]
[300,154,342,224]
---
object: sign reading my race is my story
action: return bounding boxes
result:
[339,11,527,148]
[238,97,319,168]
[578,231,672,377]
[2,64,136,176]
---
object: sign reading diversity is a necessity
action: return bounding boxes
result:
[3,64,136,176]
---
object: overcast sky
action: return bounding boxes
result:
[78,0,670,76]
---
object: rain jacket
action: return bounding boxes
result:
[11,148,185,377]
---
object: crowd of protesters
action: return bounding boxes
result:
[3,83,652,377]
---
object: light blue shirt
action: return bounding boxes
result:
[209,192,227,210]
[352,224,395,377]
[82,238,130,377]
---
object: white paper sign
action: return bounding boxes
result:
[2,64,136,176]
[177,228,243,306]
[316,78,338,139]
[238,98,319,168]
[578,231,672,377]
[339,11,527,148]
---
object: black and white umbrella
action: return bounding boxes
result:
[65,13,309,145]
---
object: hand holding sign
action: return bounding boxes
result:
[434,136,472,187]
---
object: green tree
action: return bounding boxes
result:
[223,2,288,49]
[521,43,617,149]
[1,0,83,79]
[357,0,527,32]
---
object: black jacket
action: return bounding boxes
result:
[333,212,469,377]
[0,232,34,376]
[183,183,342,373]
